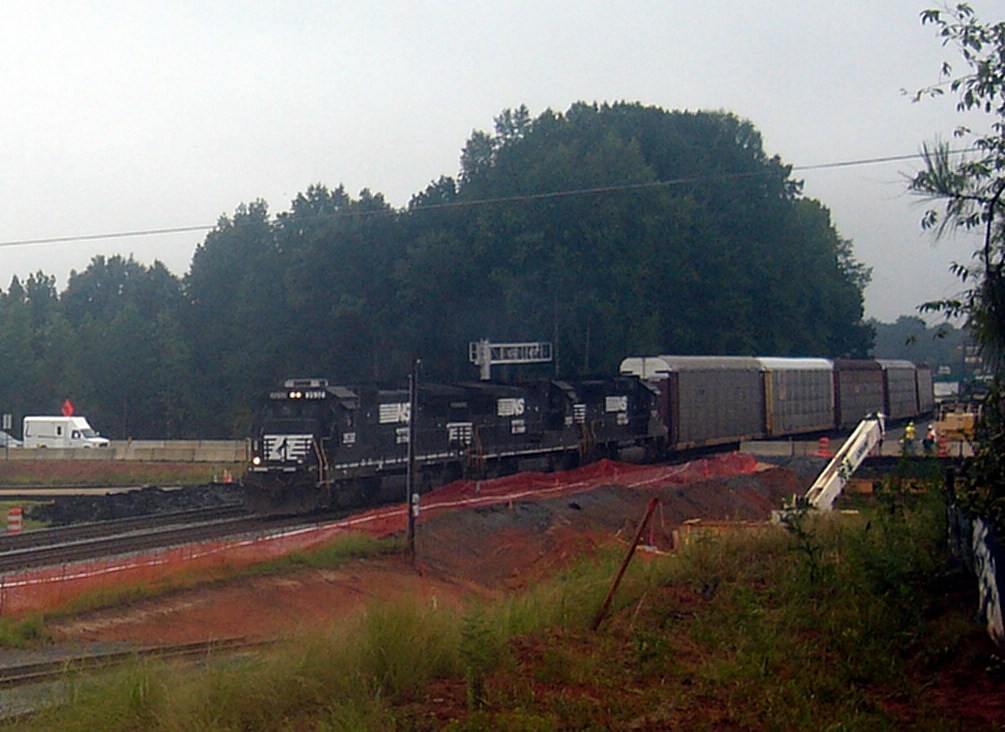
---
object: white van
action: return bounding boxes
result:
[22,416,110,448]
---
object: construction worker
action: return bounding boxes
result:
[903,421,916,454]
[923,424,937,455]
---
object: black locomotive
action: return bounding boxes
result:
[242,356,936,515]
[242,375,665,514]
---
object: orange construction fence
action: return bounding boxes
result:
[0,453,759,617]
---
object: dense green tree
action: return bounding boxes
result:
[869,315,968,374]
[0,273,71,418]
[0,277,48,420]
[911,4,1005,532]
[185,201,286,436]
[398,103,873,378]
[276,185,406,382]
[59,256,195,438]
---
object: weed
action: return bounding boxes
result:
[632,629,670,675]
[460,606,500,711]
[0,614,49,647]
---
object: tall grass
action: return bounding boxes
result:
[12,475,980,730]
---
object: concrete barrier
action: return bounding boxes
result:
[2,440,248,463]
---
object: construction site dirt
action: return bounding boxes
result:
[0,452,998,727]
[40,454,815,645]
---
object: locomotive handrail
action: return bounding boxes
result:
[466,426,486,474]
[314,437,330,486]
[579,422,597,458]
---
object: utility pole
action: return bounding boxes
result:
[406,358,419,562]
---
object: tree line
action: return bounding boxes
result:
[0,103,876,439]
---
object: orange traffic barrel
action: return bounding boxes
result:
[7,507,22,535]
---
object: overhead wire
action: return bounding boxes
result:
[0,147,980,251]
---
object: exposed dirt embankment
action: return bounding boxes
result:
[47,456,814,646]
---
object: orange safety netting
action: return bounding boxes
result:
[0,453,757,617]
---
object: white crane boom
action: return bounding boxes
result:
[803,413,886,511]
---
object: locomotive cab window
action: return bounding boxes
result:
[261,400,325,433]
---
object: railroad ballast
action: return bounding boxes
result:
[242,356,935,515]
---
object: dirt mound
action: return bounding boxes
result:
[48,461,805,646]
[414,468,803,593]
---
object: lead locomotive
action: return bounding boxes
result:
[243,376,665,514]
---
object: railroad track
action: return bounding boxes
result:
[0,637,275,721]
[0,636,271,688]
[0,506,303,575]
[0,505,247,554]
[0,483,211,497]
[0,506,331,572]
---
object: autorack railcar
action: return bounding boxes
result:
[756,357,835,437]
[877,359,922,420]
[617,356,766,449]
[619,355,936,453]
[833,359,885,430]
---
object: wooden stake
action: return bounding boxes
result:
[591,497,659,631]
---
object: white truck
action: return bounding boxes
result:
[22,416,110,449]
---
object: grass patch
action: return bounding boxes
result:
[257,531,398,572]
[0,461,244,487]
[0,615,50,647]
[0,500,50,531]
[9,479,997,729]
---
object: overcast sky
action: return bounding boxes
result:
[0,1,993,324]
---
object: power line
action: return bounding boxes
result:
[0,148,978,251]
[0,224,214,249]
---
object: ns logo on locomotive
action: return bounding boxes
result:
[242,356,935,515]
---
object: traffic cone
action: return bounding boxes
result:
[816,437,832,458]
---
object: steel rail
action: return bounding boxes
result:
[0,505,355,572]
[0,637,272,688]
[0,505,247,554]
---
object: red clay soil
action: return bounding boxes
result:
[48,456,806,646]
[39,456,1005,727]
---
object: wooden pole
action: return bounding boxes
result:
[591,497,659,631]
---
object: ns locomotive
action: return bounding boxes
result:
[242,375,665,514]
[242,356,936,515]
